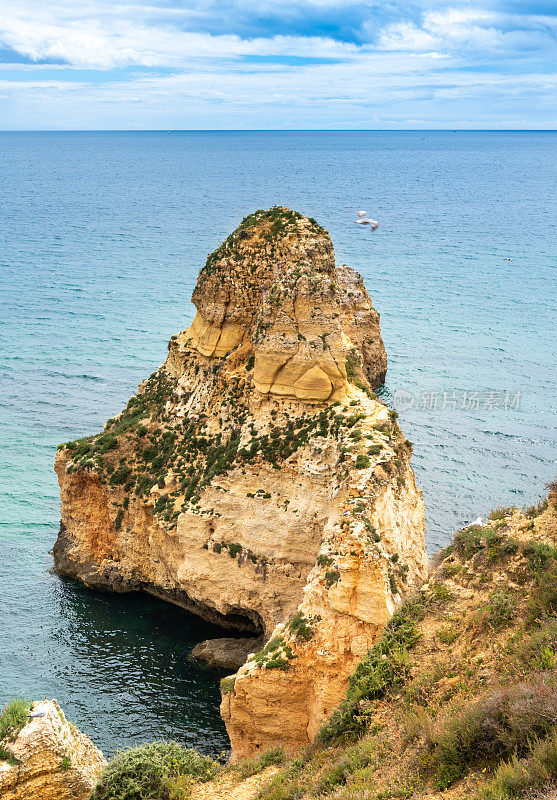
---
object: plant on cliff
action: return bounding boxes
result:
[90,741,217,800]
[318,599,423,743]
[0,697,32,762]
[289,611,319,642]
[251,498,557,800]
[232,746,286,780]
[417,681,557,789]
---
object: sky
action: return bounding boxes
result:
[0,0,555,129]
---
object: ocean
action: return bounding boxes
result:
[0,131,555,756]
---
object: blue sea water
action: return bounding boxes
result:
[0,131,555,757]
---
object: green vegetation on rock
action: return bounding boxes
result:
[90,741,217,800]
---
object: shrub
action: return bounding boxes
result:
[289,612,317,642]
[428,582,455,604]
[220,677,235,695]
[0,698,31,743]
[109,466,132,486]
[419,681,557,789]
[233,746,285,779]
[315,739,376,794]
[452,525,491,559]
[527,561,557,624]
[524,498,549,519]
[325,569,341,588]
[480,591,515,630]
[355,454,370,470]
[90,741,217,800]
[489,506,515,521]
[523,541,557,572]
[484,728,557,798]
[438,625,460,645]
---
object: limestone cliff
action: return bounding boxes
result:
[54,207,428,757]
[0,700,106,800]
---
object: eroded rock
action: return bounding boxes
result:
[192,637,265,671]
[53,207,427,758]
[0,700,106,800]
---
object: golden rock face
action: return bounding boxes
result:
[53,208,426,760]
[189,208,387,399]
[0,700,106,800]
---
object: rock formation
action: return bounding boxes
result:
[192,637,264,671]
[0,700,106,799]
[54,207,428,758]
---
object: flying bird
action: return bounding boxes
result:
[353,211,379,230]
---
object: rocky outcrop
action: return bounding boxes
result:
[0,700,106,799]
[192,637,264,671]
[54,207,427,758]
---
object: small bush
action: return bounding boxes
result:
[355,454,370,470]
[325,569,341,588]
[419,681,557,789]
[437,625,460,645]
[523,541,557,572]
[315,740,376,794]
[220,677,235,695]
[527,561,557,624]
[91,741,217,800]
[452,525,492,559]
[489,506,515,521]
[233,746,285,779]
[428,582,455,605]
[524,498,549,519]
[0,698,31,743]
[485,728,557,798]
[289,612,316,642]
[480,591,515,630]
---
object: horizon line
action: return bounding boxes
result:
[0,128,556,133]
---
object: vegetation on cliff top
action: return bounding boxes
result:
[250,496,557,800]
[59,353,403,538]
[201,207,328,277]
[90,741,217,800]
[0,697,32,763]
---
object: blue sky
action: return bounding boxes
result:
[0,0,555,129]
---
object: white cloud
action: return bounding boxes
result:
[0,15,360,68]
[378,7,557,54]
[0,0,555,128]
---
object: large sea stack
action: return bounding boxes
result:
[54,208,428,758]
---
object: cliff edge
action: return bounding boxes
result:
[54,207,428,757]
[0,700,105,800]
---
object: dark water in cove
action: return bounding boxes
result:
[0,131,555,756]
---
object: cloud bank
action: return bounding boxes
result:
[0,0,555,128]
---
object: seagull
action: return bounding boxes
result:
[353,211,379,230]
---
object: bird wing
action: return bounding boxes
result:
[357,211,368,219]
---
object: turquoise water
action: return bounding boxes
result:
[0,131,555,756]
